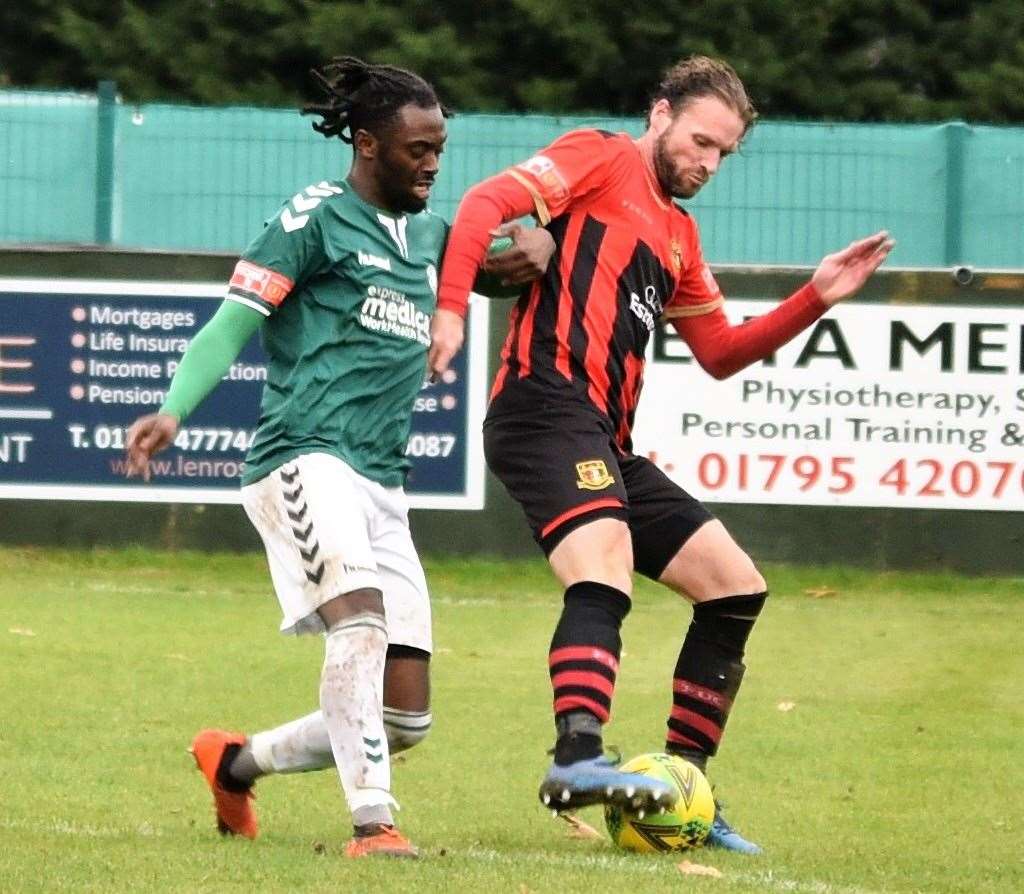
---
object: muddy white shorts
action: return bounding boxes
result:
[241,451,431,650]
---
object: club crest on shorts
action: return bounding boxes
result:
[575,459,615,491]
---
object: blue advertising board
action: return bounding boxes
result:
[0,279,488,508]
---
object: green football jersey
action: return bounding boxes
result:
[226,179,449,487]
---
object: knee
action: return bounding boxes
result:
[707,554,766,600]
[744,565,768,595]
[318,587,384,630]
[383,707,432,754]
[712,542,765,595]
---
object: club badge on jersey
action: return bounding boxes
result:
[575,460,615,491]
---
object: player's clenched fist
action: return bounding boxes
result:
[483,223,555,286]
[125,412,179,480]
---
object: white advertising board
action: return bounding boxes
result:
[633,300,1024,510]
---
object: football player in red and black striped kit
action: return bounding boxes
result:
[432,56,893,853]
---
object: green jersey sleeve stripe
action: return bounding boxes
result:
[226,291,273,316]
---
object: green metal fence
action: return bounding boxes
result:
[1,89,99,244]
[3,85,1023,267]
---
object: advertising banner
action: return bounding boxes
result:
[634,299,1024,511]
[0,279,488,508]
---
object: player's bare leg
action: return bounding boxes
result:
[657,519,766,854]
[538,519,675,815]
[382,647,432,753]
[548,517,635,595]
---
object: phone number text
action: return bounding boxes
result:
[694,453,1024,500]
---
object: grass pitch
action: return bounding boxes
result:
[0,546,1021,893]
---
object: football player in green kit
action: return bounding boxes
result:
[125,57,553,858]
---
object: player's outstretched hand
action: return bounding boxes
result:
[125,412,179,481]
[482,223,555,285]
[428,308,465,380]
[811,230,895,306]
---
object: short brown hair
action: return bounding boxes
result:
[650,56,758,134]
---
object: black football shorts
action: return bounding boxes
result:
[483,401,714,579]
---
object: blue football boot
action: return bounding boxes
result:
[706,801,762,854]
[538,754,676,814]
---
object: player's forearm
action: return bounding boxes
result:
[673,282,826,380]
[160,300,262,421]
[437,174,537,316]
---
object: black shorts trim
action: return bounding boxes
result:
[539,503,630,556]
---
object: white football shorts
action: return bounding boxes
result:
[241,451,431,651]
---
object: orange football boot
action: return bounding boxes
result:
[189,728,258,839]
[344,825,418,859]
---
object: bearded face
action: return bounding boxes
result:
[371,104,447,214]
[650,96,745,200]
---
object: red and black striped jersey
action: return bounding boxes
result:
[489,129,723,451]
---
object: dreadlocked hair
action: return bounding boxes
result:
[302,56,450,143]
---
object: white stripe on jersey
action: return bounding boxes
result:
[226,293,271,316]
[377,214,409,259]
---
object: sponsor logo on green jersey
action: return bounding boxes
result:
[359,285,431,347]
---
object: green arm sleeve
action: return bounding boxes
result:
[159,299,264,422]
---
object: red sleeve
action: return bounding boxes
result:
[672,282,827,380]
[503,129,622,222]
[436,173,537,315]
[437,129,622,317]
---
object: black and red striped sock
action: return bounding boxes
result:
[665,592,767,772]
[549,581,631,766]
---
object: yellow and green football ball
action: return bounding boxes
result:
[604,753,715,852]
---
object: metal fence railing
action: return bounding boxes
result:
[3,85,1024,268]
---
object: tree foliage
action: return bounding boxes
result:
[2,0,1023,122]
